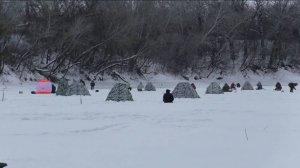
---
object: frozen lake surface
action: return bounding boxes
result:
[1,84,300,168]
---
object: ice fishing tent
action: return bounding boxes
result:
[222,83,231,92]
[206,82,224,94]
[241,81,254,90]
[66,80,91,96]
[137,82,144,91]
[145,82,156,91]
[172,82,200,98]
[36,80,52,94]
[106,83,133,102]
[256,82,263,90]
[56,78,69,96]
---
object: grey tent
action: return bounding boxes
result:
[106,83,133,102]
[256,82,263,90]
[172,82,200,98]
[56,78,69,96]
[241,81,254,90]
[66,80,91,96]
[137,82,144,91]
[206,82,224,94]
[145,82,156,91]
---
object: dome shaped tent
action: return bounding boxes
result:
[66,80,91,96]
[36,80,52,94]
[106,83,133,102]
[206,82,224,94]
[222,83,231,92]
[172,82,200,98]
[137,82,144,91]
[256,82,263,90]
[241,81,254,90]
[145,82,156,91]
[56,78,69,96]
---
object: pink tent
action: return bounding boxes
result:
[36,80,52,94]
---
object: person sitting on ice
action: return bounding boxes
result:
[163,89,174,103]
[222,83,231,92]
[0,162,7,168]
[288,83,297,92]
[236,83,241,88]
[256,82,263,90]
[230,83,236,90]
[275,82,282,91]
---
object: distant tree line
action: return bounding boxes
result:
[0,0,300,80]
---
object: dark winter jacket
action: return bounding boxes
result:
[275,82,282,91]
[0,162,7,168]
[288,83,297,92]
[90,81,95,87]
[163,89,174,103]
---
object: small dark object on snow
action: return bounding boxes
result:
[194,76,201,80]
[236,83,241,88]
[230,83,236,90]
[275,82,282,91]
[216,77,223,80]
[31,91,36,94]
[222,83,231,92]
[51,84,56,93]
[0,162,7,168]
[288,83,297,92]
[128,87,132,91]
[163,89,174,103]
[256,82,263,90]
[19,91,23,94]
[95,90,99,92]
[90,80,95,90]
[191,83,196,90]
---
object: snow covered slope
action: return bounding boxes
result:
[1,85,300,168]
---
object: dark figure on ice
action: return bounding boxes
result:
[230,83,236,90]
[163,89,174,103]
[191,83,196,90]
[222,83,231,92]
[288,83,297,92]
[90,80,95,90]
[275,82,282,91]
[51,84,56,93]
[236,83,241,88]
[0,162,7,168]
[256,82,263,90]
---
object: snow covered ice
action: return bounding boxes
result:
[1,84,300,168]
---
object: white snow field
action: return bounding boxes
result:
[1,84,300,168]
